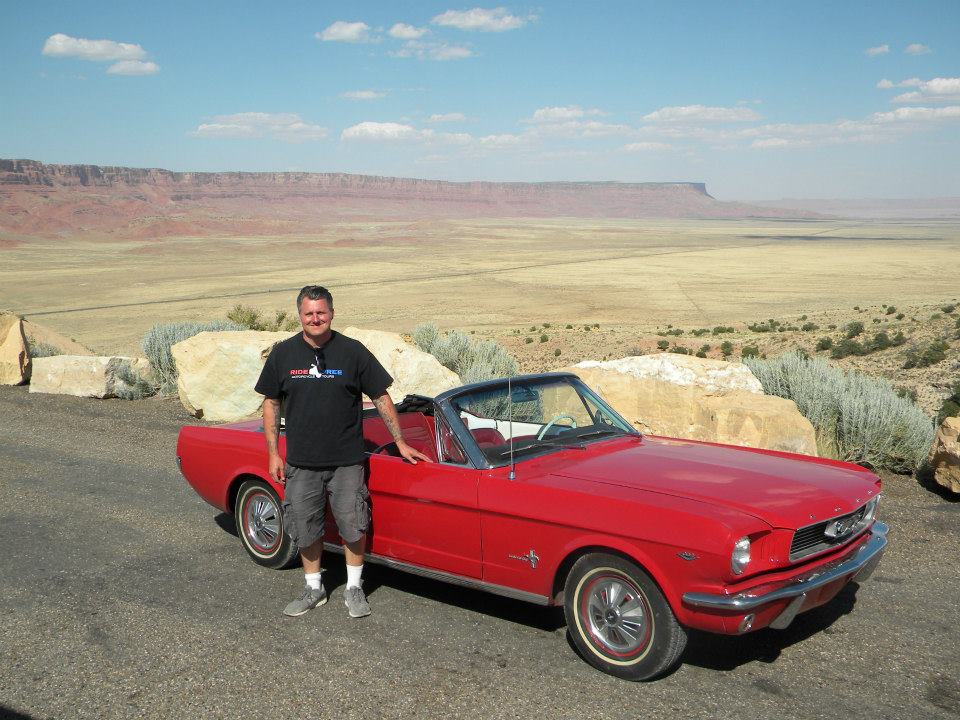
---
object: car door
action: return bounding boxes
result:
[366,413,482,579]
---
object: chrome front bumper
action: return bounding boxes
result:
[682,521,888,630]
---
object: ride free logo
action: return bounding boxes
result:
[289,365,344,379]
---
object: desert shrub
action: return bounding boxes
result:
[542,323,551,328]
[942,304,956,314]
[143,321,242,394]
[593,323,599,328]
[657,340,670,350]
[524,337,533,344]
[936,381,960,424]
[868,332,891,351]
[583,325,591,331]
[539,334,549,343]
[691,328,710,337]
[416,325,518,383]
[553,348,562,357]
[227,304,299,332]
[744,351,935,472]
[903,340,949,369]
[114,361,157,400]
[720,340,733,357]
[896,386,918,403]
[565,324,573,329]
[26,340,62,358]
[816,337,833,351]
[853,306,860,311]
[412,323,440,353]
[748,320,779,333]
[800,315,807,320]
[845,321,864,338]
[885,306,896,315]
[827,324,837,330]
[671,345,690,355]
[896,313,904,320]
[695,351,707,358]
[712,326,735,335]
[872,318,881,324]
[801,322,819,332]
[741,345,760,359]
[699,344,711,354]
[657,328,684,337]
[891,331,907,346]
[831,339,866,359]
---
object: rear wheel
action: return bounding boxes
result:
[234,479,299,569]
[563,553,687,681]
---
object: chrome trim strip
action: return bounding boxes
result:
[682,521,888,613]
[321,543,551,606]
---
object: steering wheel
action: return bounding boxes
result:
[537,414,578,440]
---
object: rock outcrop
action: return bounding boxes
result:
[23,319,95,356]
[564,354,818,456]
[928,416,960,495]
[171,330,290,421]
[341,327,460,401]
[29,355,150,398]
[0,312,31,385]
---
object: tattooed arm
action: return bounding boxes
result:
[371,393,431,464]
[263,398,286,483]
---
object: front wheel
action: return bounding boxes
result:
[234,479,299,569]
[564,553,687,681]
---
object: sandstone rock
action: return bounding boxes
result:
[29,355,151,398]
[564,354,817,456]
[341,327,460,402]
[928,416,960,495]
[172,331,290,421]
[22,319,95,356]
[0,313,30,385]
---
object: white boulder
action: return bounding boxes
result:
[29,355,151,398]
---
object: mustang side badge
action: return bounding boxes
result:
[508,549,540,569]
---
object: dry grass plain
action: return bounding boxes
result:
[2,216,959,408]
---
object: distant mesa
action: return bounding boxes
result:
[0,158,817,239]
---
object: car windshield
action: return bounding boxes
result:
[449,376,637,465]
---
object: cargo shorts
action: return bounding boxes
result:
[281,463,370,548]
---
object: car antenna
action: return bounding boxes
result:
[508,375,516,481]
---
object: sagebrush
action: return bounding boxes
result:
[744,351,935,473]
[411,324,518,383]
[142,321,242,394]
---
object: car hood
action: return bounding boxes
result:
[551,436,879,529]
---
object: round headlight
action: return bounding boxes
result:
[731,536,751,575]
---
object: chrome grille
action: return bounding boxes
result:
[789,504,868,561]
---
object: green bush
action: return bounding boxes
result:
[903,340,949,369]
[868,332,891,351]
[896,313,904,320]
[26,339,63,358]
[657,340,670,351]
[747,320,779,333]
[942,304,956,314]
[699,344,711,354]
[744,351,936,472]
[691,328,710,337]
[831,338,866,359]
[539,334,549,343]
[937,381,960,424]
[891,331,907,346]
[720,340,733,357]
[414,324,519,383]
[712,326,735,335]
[741,345,760,359]
[671,345,690,355]
[816,337,833,351]
[565,324,573,329]
[885,306,896,315]
[801,322,819,332]
[227,304,299,332]
[142,321,242,394]
[845,321,864,338]
[114,361,157,400]
[553,348,561,357]
[657,328,684,337]
[524,337,533,344]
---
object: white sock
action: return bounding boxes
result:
[304,571,322,591]
[346,564,363,589]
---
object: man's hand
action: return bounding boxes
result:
[396,441,431,465]
[268,453,286,485]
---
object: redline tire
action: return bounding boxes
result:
[235,479,299,569]
[564,553,687,681]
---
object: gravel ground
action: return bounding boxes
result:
[1,385,958,720]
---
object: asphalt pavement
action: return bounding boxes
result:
[1,384,958,720]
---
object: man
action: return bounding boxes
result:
[255,285,430,618]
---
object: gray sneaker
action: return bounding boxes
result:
[283,585,327,617]
[344,585,371,618]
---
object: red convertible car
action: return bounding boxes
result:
[176,372,887,681]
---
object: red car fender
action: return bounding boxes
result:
[548,533,680,610]
[227,466,284,511]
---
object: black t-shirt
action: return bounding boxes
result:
[254,331,393,467]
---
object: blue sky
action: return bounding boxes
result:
[2,1,958,199]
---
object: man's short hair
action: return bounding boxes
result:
[296,285,334,310]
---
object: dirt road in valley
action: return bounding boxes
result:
[1,385,958,720]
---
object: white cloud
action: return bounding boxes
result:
[642,105,762,122]
[316,21,373,43]
[428,112,467,123]
[341,121,430,141]
[866,44,889,57]
[477,133,524,148]
[751,138,799,149]
[891,77,960,104]
[391,40,473,60]
[431,7,530,32]
[877,78,894,89]
[389,23,428,39]
[191,113,328,142]
[107,60,159,75]
[341,90,386,100]
[905,43,931,55]
[526,105,605,123]
[530,119,632,138]
[42,33,146,61]
[871,106,960,123]
[623,142,671,152]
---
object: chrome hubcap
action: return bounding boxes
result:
[585,578,649,653]
[244,492,280,552]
